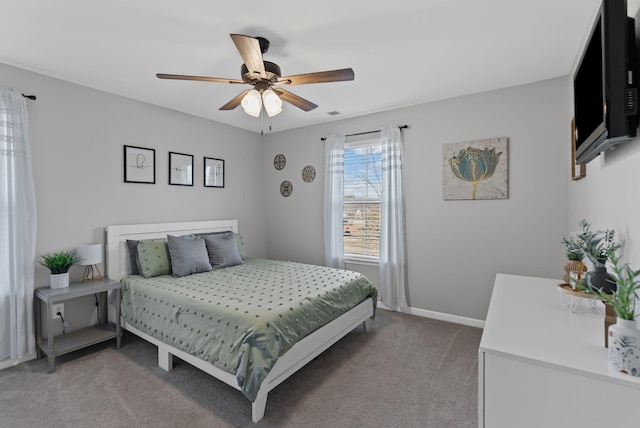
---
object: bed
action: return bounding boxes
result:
[105,219,376,422]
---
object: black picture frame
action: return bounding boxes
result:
[204,157,225,188]
[169,152,194,186]
[124,145,155,184]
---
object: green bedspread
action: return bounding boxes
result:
[120,258,377,401]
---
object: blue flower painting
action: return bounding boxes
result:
[443,137,508,200]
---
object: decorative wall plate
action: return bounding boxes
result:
[280,180,293,197]
[274,154,286,170]
[302,165,316,183]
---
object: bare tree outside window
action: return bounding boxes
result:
[343,143,382,258]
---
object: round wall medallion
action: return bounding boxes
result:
[302,165,316,183]
[280,180,293,197]
[274,154,286,170]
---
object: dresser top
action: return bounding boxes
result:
[480,273,640,388]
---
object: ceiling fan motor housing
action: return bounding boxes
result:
[241,61,281,83]
[256,36,270,54]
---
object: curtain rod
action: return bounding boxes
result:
[320,124,408,141]
[22,93,36,100]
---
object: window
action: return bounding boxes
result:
[343,140,382,259]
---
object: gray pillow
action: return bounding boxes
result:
[204,234,244,269]
[167,235,213,278]
[126,240,140,275]
[196,231,246,259]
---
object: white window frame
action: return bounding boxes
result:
[343,137,382,265]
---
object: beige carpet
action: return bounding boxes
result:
[0,309,482,428]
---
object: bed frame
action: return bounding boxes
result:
[105,219,374,422]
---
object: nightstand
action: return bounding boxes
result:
[34,278,121,373]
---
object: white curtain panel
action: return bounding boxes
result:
[379,125,407,308]
[0,88,36,361]
[323,134,345,269]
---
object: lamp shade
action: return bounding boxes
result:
[262,89,282,117]
[77,243,103,266]
[241,89,262,117]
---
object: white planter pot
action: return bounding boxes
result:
[608,318,640,377]
[50,272,69,289]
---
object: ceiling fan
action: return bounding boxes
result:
[157,34,354,120]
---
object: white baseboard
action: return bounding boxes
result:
[377,302,485,329]
[0,353,36,371]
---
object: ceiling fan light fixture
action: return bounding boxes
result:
[262,89,283,117]
[241,89,262,117]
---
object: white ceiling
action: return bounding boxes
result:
[1,0,632,134]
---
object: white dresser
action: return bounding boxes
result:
[479,274,640,428]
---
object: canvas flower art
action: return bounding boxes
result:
[442,137,508,200]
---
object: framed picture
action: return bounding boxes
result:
[204,157,225,188]
[571,119,586,180]
[442,137,508,200]
[169,152,194,186]
[124,145,155,184]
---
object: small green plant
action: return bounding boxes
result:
[581,252,640,321]
[561,235,585,261]
[40,251,79,274]
[573,219,620,267]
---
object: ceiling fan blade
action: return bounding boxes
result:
[277,68,354,85]
[156,73,244,84]
[230,34,266,79]
[219,90,251,110]
[273,88,318,111]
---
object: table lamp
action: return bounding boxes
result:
[77,243,103,282]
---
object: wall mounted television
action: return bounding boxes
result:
[573,0,638,164]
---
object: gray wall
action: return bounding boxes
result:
[263,77,570,321]
[1,62,265,333]
[568,140,640,269]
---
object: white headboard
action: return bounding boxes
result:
[105,219,238,281]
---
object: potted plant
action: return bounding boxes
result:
[584,252,640,376]
[573,219,620,293]
[561,234,586,288]
[40,250,79,289]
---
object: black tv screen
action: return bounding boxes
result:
[573,0,638,164]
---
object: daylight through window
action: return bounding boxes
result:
[343,140,381,259]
